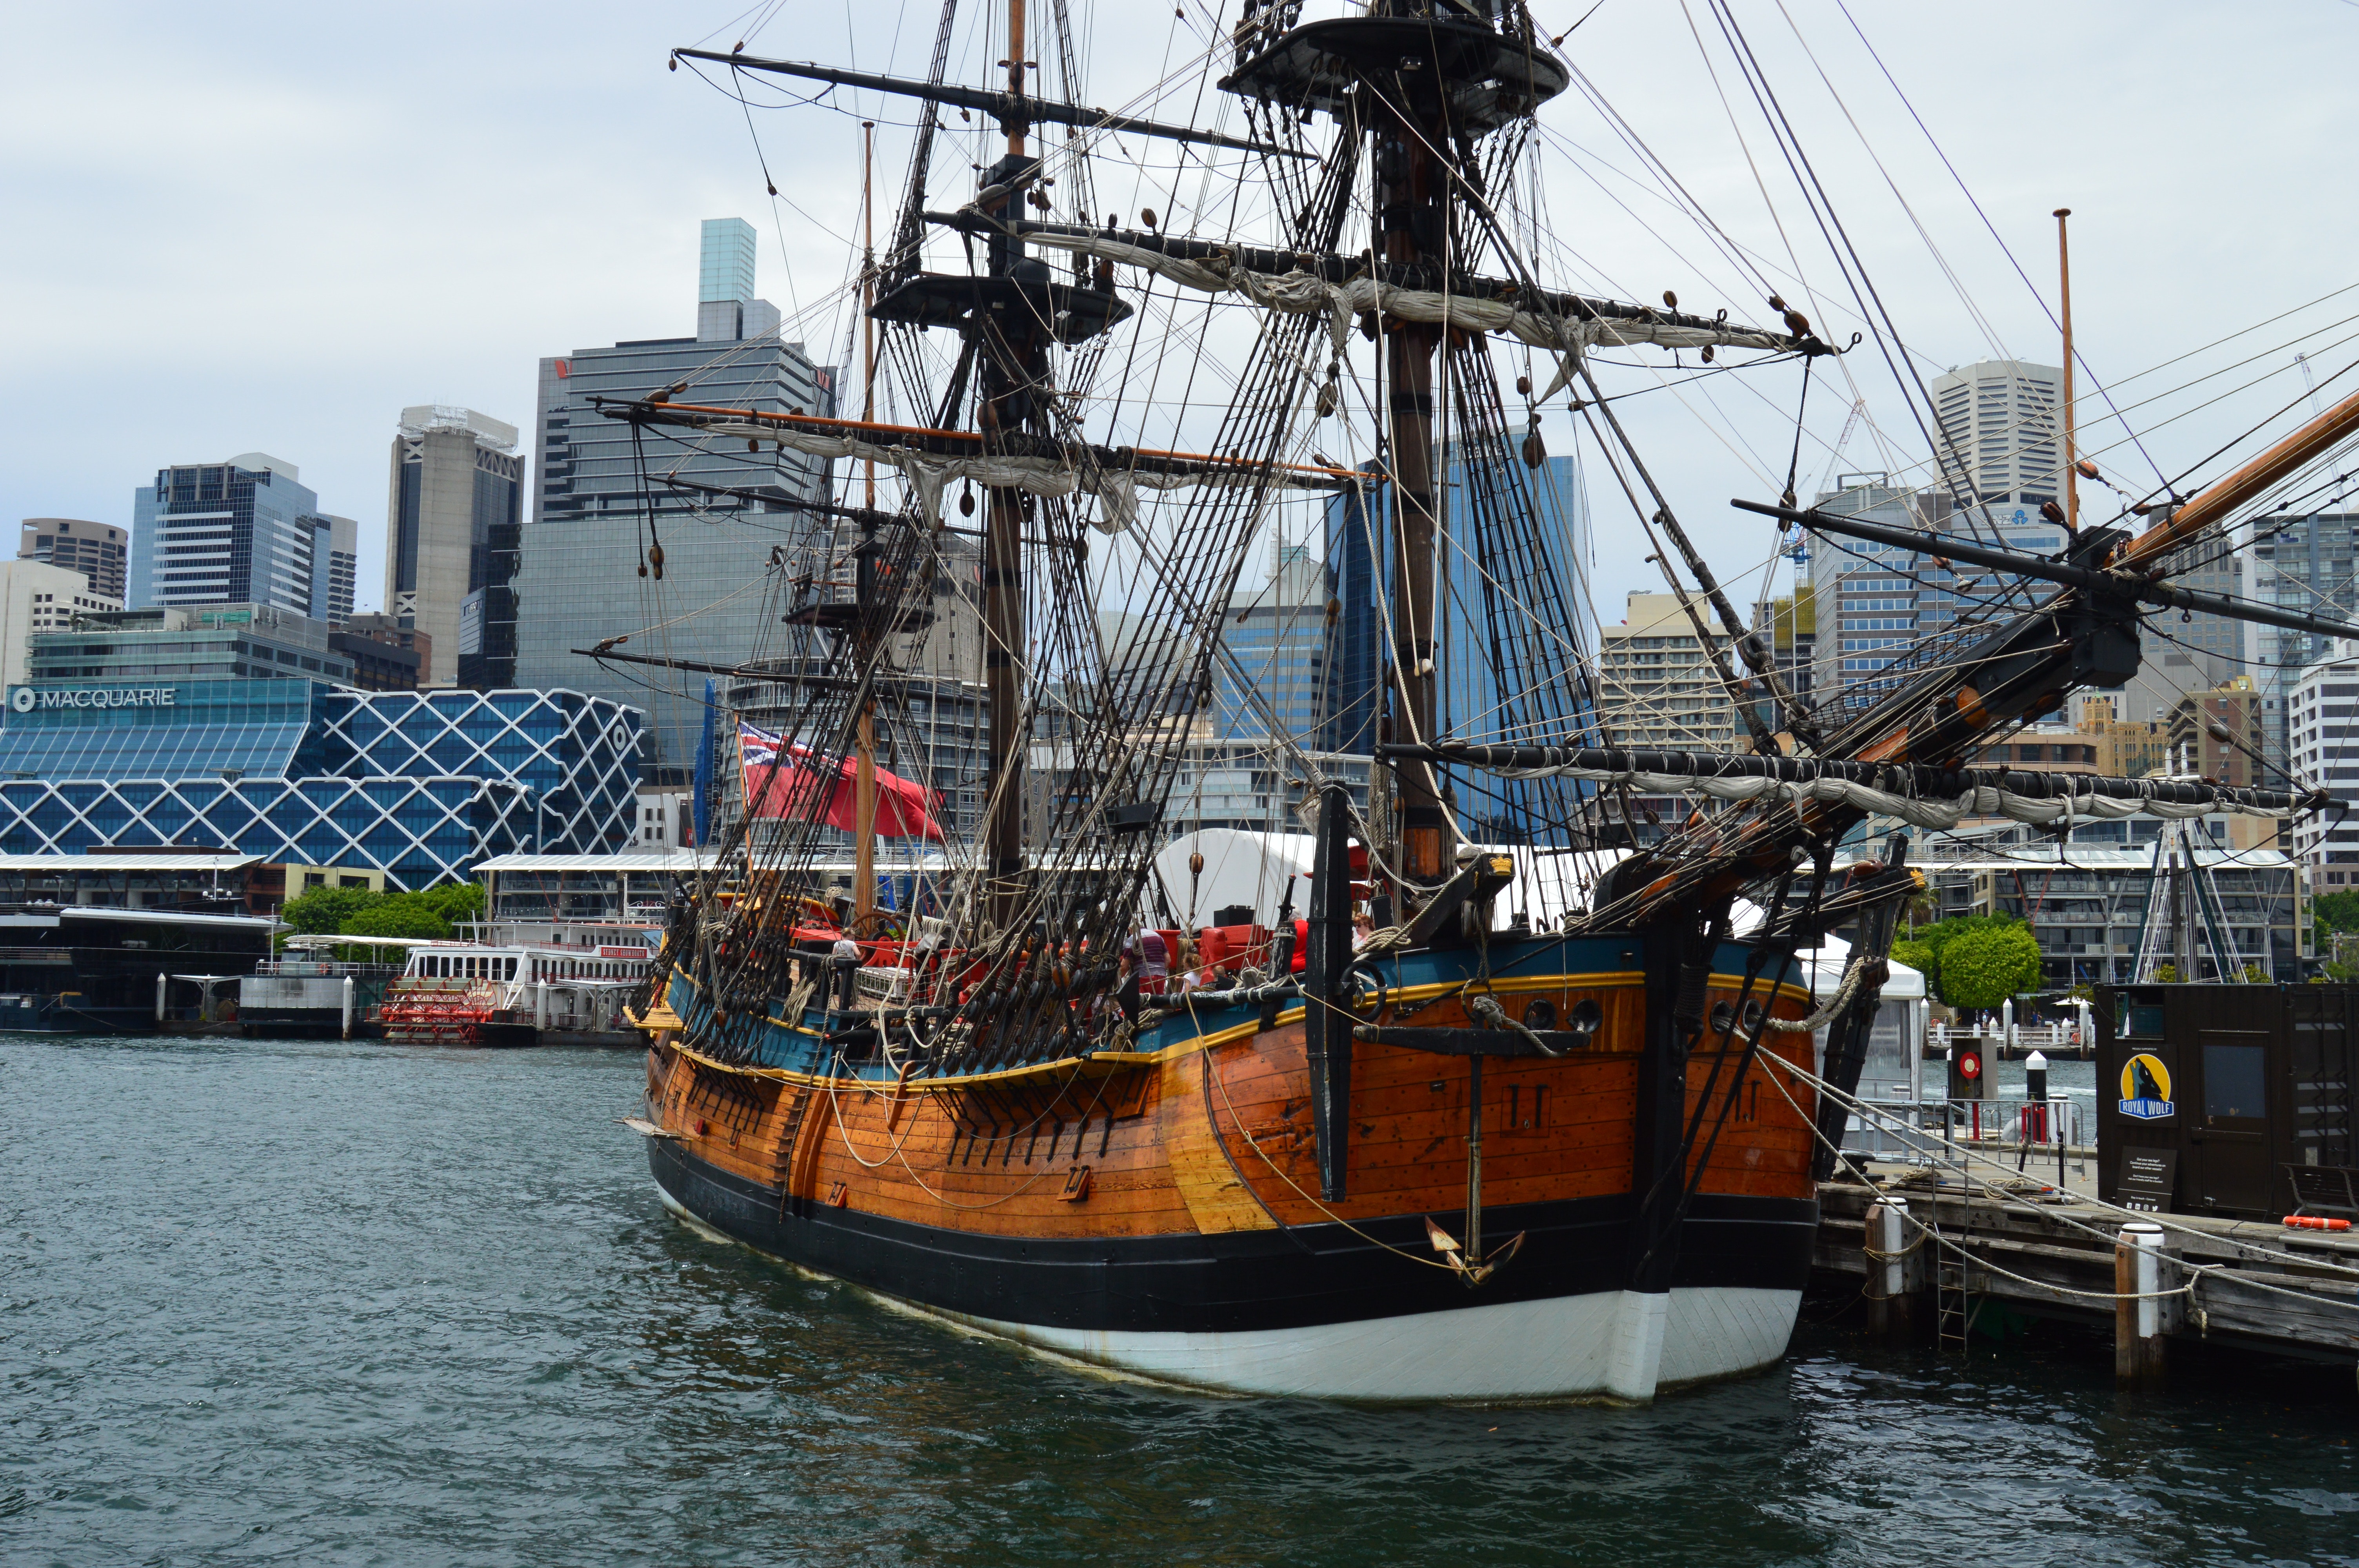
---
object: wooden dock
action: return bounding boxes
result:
[1814,1170,2359,1378]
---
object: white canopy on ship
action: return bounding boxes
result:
[1151,828,1638,933]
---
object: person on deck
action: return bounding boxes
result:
[1114,950,1142,1025]
[831,931,863,1012]
[1136,928,1169,994]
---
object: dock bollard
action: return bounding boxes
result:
[2115,1220,2168,1387]
[1865,1198,1916,1339]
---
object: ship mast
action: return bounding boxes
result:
[2056,207,2077,531]
[979,0,1032,935]
[855,119,880,933]
[1374,18,1451,892]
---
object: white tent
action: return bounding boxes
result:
[1149,828,1634,931]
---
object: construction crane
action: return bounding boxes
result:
[1814,396,1872,499]
[2298,352,2324,416]
[1783,397,1874,566]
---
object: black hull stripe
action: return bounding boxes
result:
[649,1142,1817,1337]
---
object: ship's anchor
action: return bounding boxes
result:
[1423,1217,1524,1287]
[1423,1051,1525,1287]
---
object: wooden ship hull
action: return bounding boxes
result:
[637,931,1822,1402]
[607,0,2346,1409]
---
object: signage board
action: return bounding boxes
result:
[2118,1147,2179,1213]
[2119,1051,2175,1121]
[9,686,178,713]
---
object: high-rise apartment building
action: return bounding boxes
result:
[1598,592,1736,749]
[2251,512,2359,783]
[130,455,339,616]
[2286,644,2359,886]
[319,515,358,626]
[514,219,834,779]
[19,519,128,600]
[386,407,524,689]
[1930,359,2062,508]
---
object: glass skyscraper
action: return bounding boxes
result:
[514,219,834,782]
[1324,456,1590,746]
[1319,451,1589,842]
[129,454,340,617]
[1209,543,1332,743]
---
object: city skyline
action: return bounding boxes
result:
[6,4,2357,637]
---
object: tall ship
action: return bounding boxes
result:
[612,2,2340,1399]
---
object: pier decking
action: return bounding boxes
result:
[1814,1170,2359,1375]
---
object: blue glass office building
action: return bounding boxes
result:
[0,683,639,887]
[517,220,837,779]
[1324,453,1592,837]
[1209,546,1334,743]
[1326,454,1591,747]
[129,455,341,617]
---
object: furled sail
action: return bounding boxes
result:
[600,401,1353,534]
[1394,742,2317,830]
[1022,230,1802,374]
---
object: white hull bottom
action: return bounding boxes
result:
[937,1286,1801,1403]
[658,1186,1799,1402]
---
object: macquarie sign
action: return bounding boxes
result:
[8,687,180,713]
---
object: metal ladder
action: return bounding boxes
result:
[1933,1203,1972,1354]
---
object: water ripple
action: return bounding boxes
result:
[2,1036,2352,1567]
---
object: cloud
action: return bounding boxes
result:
[2,0,2354,648]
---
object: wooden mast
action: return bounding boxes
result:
[855,119,880,933]
[978,0,1032,935]
[1374,0,1452,895]
[2056,207,2077,530]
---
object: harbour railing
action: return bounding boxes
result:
[1846,1096,2090,1185]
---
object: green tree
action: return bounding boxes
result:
[1890,937,1937,994]
[1937,923,2043,1010]
[2314,889,2359,931]
[345,892,457,941]
[278,883,383,935]
[416,880,486,929]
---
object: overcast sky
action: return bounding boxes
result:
[5,1,2356,624]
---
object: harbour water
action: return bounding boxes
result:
[6,1035,2355,1566]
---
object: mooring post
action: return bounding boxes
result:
[2115,1220,2169,1387]
[1865,1197,1915,1339]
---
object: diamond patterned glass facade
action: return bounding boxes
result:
[0,682,639,888]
